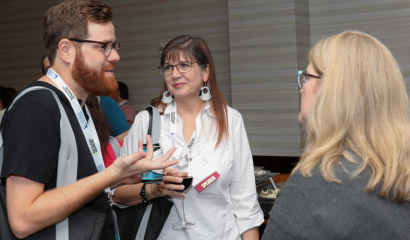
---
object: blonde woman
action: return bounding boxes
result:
[262,31,410,239]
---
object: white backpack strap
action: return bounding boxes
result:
[135,204,153,240]
[53,90,77,240]
[108,136,121,159]
[0,86,77,240]
[134,106,161,240]
[144,106,161,145]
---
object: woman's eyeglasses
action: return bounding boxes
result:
[158,61,206,75]
[297,70,321,89]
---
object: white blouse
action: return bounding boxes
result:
[120,101,263,240]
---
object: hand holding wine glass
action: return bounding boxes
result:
[171,176,193,193]
[157,169,188,197]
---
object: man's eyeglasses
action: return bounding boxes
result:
[158,61,205,75]
[68,39,120,57]
[297,70,321,89]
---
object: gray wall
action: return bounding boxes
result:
[1,0,409,157]
[309,0,410,82]
[227,0,306,156]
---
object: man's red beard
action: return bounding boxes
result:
[71,49,118,96]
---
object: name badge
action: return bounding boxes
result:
[194,171,220,192]
[191,156,219,192]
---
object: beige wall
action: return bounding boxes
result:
[1,0,409,156]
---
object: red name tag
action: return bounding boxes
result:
[194,171,220,193]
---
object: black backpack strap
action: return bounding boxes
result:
[143,106,161,151]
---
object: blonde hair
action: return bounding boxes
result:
[293,31,410,202]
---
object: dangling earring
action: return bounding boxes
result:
[199,82,212,101]
[161,91,174,103]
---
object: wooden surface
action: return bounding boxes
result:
[272,173,290,183]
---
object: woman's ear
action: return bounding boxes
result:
[202,64,210,83]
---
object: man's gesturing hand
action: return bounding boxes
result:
[110,135,178,181]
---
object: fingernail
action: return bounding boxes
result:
[178,178,183,183]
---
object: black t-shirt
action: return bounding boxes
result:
[0,81,114,239]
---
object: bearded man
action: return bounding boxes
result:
[0,1,177,239]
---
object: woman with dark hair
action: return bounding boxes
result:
[0,86,7,122]
[85,95,123,167]
[113,35,263,239]
[0,86,18,123]
[41,55,51,75]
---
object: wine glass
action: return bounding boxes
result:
[172,155,195,230]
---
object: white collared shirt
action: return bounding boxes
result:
[121,101,264,240]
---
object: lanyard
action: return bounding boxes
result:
[47,68,109,193]
[169,101,196,151]
[169,101,199,176]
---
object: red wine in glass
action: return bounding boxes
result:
[172,176,193,192]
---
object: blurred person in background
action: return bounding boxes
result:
[0,86,8,123]
[6,88,17,101]
[0,86,17,123]
[262,31,410,240]
[85,95,122,167]
[115,81,137,125]
[41,55,51,75]
[100,95,130,142]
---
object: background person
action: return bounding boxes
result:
[262,31,410,240]
[0,86,17,123]
[85,95,123,167]
[0,86,8,123]
[6,87,17,101]
[113,35,263,240]
[115,81,137,125]
[41,55,50,75]
[100,95,130,142]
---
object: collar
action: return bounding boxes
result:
[163,101,215,117]
[203,101,215,117]
[119,99,129,106]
